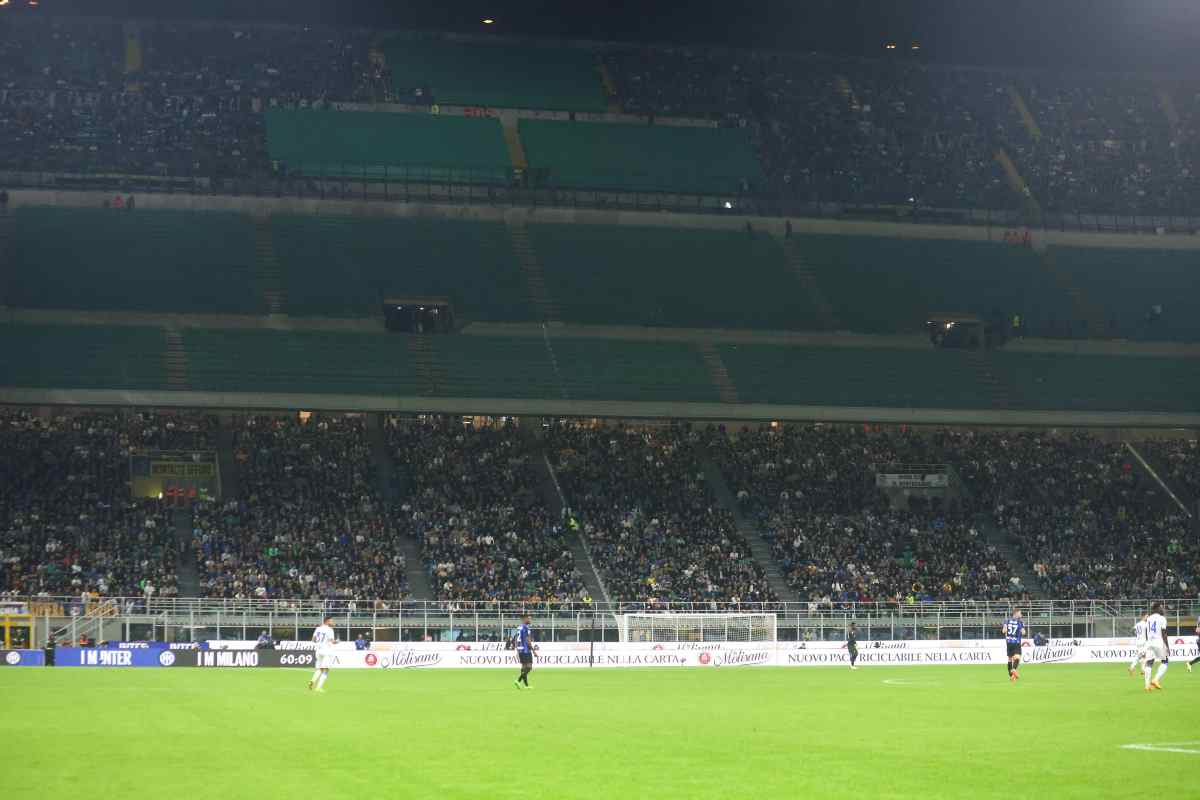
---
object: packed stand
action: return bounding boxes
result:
[1138,437,1200,507]
[0,18,388,177]
[389,416,586,603]
[0,410,177,600]
[547,422,775,605]
[942,430,1196,599]
[713,424,1012,604]
[192,414,407,602]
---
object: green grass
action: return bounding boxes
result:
[2,665,1195,798]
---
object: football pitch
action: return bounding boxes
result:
[2,664,1195,799]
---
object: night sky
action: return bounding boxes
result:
[10,0,1200,72]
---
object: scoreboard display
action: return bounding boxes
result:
[130,451,221,502]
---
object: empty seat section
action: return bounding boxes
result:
[265,110,510,182]
[718,344,992,408]
[182,328,419,395]
[0,324,166,389]
[520,119,763,194]
[1050,246,1200,341]
[532,224,812,329]
[802,234,1068,334]
[383,39,606,111]
[271,216,532,321]
[552,338,718,402]
[992,351,1200,412]
[431,336,557,399]
[11,208,261,314]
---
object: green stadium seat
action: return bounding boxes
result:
[270,216,533,321]
[519,119,763,194]
[992,351,1200,412]
[800,235,1068,334]
[531,224,815,330]
[0,324,167,390]
[718,343,993,408]
[11,208,262,315]
[265,110,510,182]
[552,338,719,402]
[1050,246,1200,341]
[383,39,607,112]
[182,328,421,395]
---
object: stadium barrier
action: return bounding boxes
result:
[189,637,1200,669]
[1,649,45,667]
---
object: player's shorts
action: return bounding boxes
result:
[518,651,533,667]
[1135,645,1148,661]
[315,649,335,669]
[1006,642,1022,658]
[1144,642,1167,662]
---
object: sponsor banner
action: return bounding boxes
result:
[0,649,45,667]
[876,473,949,489]
[58,647,169,667]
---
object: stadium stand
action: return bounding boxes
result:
[797,234,1067,335]
[383,39,606,111]
[530,224,817,329]
[10,208,263,315]
[195,414,408,601]
[547,422,776,604]
[0,324,167,391]
[264,110,511,181]
[1047,245,1200,341]
[948,430,1196,599]
[0,410,178,598]
[269,215,531,320]
[1139,438,1200,506]
[988,352,1200,413]
[519,118,764,193]
[388,416,586,602]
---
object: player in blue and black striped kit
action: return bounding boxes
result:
[1002,610,1026,683]
[513,613,538,690]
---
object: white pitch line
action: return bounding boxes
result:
[1120,742,1200,755]
[882,678,939,687]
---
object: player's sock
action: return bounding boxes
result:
[1143,663,1153,688]
[311,668,321,685]
[1154,662,1168,683]
[1190,656,1200,666]
[317,671,328,690]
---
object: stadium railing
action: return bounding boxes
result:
[5,168,1198,233]
[18,596,1200,646]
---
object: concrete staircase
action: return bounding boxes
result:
[697,341,739,404]
[369,414,434,600]
[405,335,446,396]
[598,63,623,113]
[834,75,861,113]
[173,507,202,597]
[994,147,1043,221]
[975,513,1046,599]
[507,220,562,324]
[251,214,285,315]
[499,110,528,172]
[783,239,838,330]
[164,328,189,390]
[1039,248,1109,337]
[526,425,611,604]
[965,349,1012,409]
[1008,85,1043,142]
[215,417,239,501]
[700,458,795,602]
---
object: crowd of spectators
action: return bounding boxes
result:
[389,416,586,603]
[192,414,408,602]
[1139,437,1200,506]
[0,410,178,599]
[713,424,1013,604]
[0,18,389,177]
[952,430,1197,599]
[4,15,1200,216]
[547,422,774,605]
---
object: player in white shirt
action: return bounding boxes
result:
[309,615,337,693]
[1128,613,1149,676]
[1143,603,1169,692]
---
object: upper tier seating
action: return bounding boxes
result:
[384,39,607,112]
[265,110,510,181]
[519,119,763,194]
[11,207,262,315]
